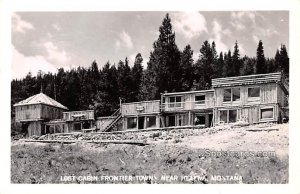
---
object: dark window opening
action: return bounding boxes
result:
[127,117,137,129]
[195,115,206,125]
[195,95,205,104]
[168,115,175,127]
[146,116,156,128]
[220,110,228,123]
[232,88,240,101]
[248,87,260,98]
[138,117,145,129]
[224,89,231,102]
[229,110,237,123]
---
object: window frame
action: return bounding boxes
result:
[127,117,137,129]
[195,94,206,105]
[219,109,238,124]
[168,95,183,108]
[248,86,261,102]
[146,116,156,128]
[223,87,240,103]
[260,107,274,121]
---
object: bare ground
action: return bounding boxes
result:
[11,123,289,184]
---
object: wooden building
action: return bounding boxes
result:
[161,90,214,128]
[63,110,95,132]
[121,100,161,130]
[211,72,289,125]
[13,92,68,136]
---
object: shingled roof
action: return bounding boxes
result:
[13,92,68,110]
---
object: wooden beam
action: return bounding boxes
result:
[22,139,149,146]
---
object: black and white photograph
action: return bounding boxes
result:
[9,10,290,184]
[1,0,300,193]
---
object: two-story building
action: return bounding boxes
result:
[13,92,69,136]
[211,72,289,125]
[121,100,161,130]
[160,90,214,128]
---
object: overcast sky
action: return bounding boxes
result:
[12,11,289,79]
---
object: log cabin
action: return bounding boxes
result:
[14,72,289,135]
[211,72,289,125]
[121,100,161,130]
[160,90,214,128]
[13,92,68,136]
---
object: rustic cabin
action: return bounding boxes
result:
[13,92,68,136]
[121,100,161,131]
[63,110,95,132]
[211,72,289,125]
[161,90,215,128]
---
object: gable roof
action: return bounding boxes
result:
[13,92,68,110]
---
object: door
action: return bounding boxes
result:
[138,116,145,129]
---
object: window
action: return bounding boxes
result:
[261,108,274,120]
[168,115,176,127]
[224,89,231,102]
[127,117,137,129]
[168,96,183,108]
[220,110,228,123]
[195,115,206,125]
[223,88,240,102]
[232,88,240,101]
[229,110,237,123]
[146,116,156,128]
[175,96,182,107]
[248,87,260,98]
[219,109,237,123]
[169,97,175,108]
[195,95,205,104]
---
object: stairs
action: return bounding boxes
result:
[102,109,122,132]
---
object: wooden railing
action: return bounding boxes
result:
[63,110,95,121]
[161,100,214,111]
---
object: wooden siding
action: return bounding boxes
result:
[122,100,160,116]
[162,92,214,112]
[214,83,278,107]
[27,121,42,136]
[15,104,63,122]
[96,117,116,131]
[15,104,42,122]
[63,110,95,121]
[213,104,279,125]
[40,105,63,120]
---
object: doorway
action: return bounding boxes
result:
[138,116,145,129]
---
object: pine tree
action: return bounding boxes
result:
[131,53,144,101]
[139,53,158,100]
[194,40,215,90]
[117,58,132,102]
[256,40,266,74]
[240,56,255,75]
[224,50,234,76]
[179,44,194,91]
[279,44,289,76]
[232,41,241,76]
[215,52,224,78]
[142,13,181,99]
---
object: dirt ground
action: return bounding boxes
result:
[11,123,289,184]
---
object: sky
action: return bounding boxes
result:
[11,11,289,79]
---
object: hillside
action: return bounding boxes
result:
[11,123,288,184]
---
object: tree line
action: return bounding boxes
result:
[11,13,289,118]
